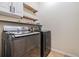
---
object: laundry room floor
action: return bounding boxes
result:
[48,51,64,57]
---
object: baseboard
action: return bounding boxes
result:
[51,48,77,57]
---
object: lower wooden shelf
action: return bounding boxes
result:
[0,19,42,26]
[0,14,41,26]
[23,16,37,21]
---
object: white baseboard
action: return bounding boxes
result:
[51,48,77,57]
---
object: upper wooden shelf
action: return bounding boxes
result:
[23,3,38,13]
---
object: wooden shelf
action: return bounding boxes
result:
[0,19,42,26]
[23,15,37,21]
[23,3,38,13]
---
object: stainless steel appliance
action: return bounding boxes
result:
[2,26,41,57]
[40,31,51,57]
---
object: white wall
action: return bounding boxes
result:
[38,2,79,56]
